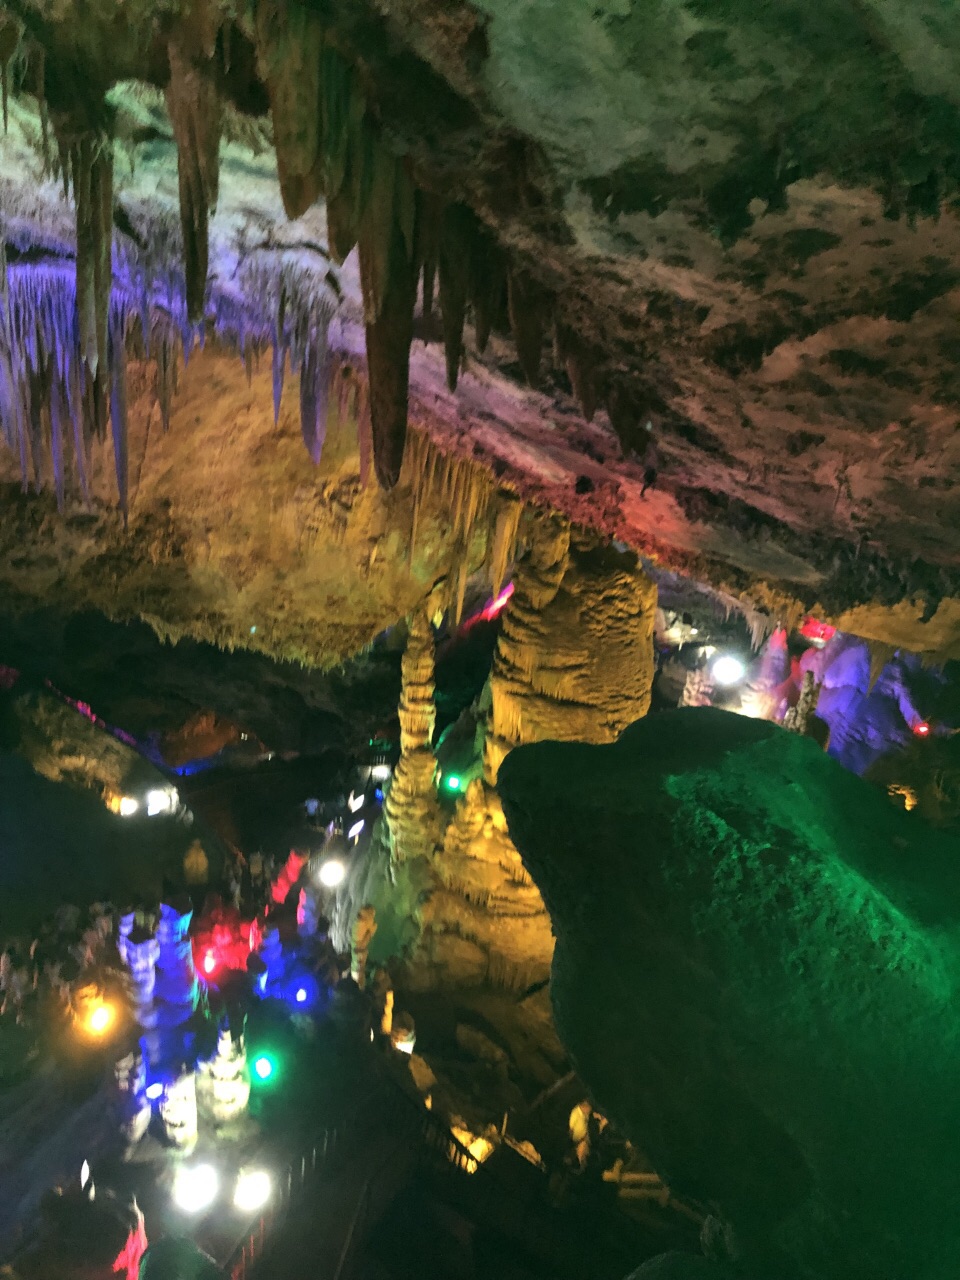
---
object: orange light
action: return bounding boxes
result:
[87,1003,114,1036]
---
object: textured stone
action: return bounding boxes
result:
[499,708,960,1279]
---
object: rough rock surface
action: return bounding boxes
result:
[499,708,960,1280]
[3,4,960,659]
[407,521,656,989]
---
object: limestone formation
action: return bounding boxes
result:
[384,606,444,864]
[196,1026,250,1128]
[411,517,657,990]
[499,708,960,1280]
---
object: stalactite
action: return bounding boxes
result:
[0,16,18,135]
[488,496,523,596]
[68,133,114,380]
[507,269,546,387]
[254,0,325,219]
[165,38,222,323]
[1,228,340,509]
[438,204,474,392]
[557,327,597,422]
[470,229,505,355]
[359,157,419,490]
[109,304,129,520]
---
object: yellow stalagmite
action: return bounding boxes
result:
[410,515,658,991]
[384,603,444,864]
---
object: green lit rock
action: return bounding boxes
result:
[498,707,960,1280]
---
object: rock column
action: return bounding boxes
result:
[384,606,444,863]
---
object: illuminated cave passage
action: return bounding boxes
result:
[2,4,960,1280]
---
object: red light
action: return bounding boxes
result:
[800,616,837,643]
[202,951,216,975]
[914,722,931,737]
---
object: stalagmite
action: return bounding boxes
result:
[783,670,822,735]
[165,35,222,323]
[154,898,199,1028]
[409,522,658,991]
[350,905,377,990]
[196,1026,250,1127]
[384,603,444,864]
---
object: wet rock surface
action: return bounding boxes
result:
[499,707,960,1279]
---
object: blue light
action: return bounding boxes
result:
[374,788,384,802]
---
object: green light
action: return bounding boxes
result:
[445,774,461,792]
[252,1054,276,1082]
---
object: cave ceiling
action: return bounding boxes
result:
[1,0,960,662]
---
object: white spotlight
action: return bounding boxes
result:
[146,788,174,817]
[347,819,364,842]
[712,655,746,686]
[348,791,364,813]
[318,859,346,889]
[172,1163,219,1214]
[233,1169,272,1214]
[118,796,139,817]
[370,764,391,782]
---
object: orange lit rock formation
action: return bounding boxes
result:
[407,514,657,990]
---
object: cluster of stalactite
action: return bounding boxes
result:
[403,428,523,623]
[0,233,339,517]
[2,1,652,508]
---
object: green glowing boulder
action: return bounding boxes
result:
[499,708,960,1279]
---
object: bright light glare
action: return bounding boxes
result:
[87,1003,114,1035]
[146,1082,163,1101]
[146,788,175,817]
[347,819,364,841]
[348,791,364,813]
[202,951,216,975]
[172,1163,219,1214]
[253,1055,275,1081]
[233,1169,272,1214]
[318,859,345,888]
[371,764,391,782]
[712,655,746,686]
[444,774,461,792]
[118,796,139,817]
[295,987,307,1004]
[914,721,931,737]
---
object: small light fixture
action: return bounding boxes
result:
[202,951,216,976]
[252,1054,275,1081]
[233,1169,272,1214]
[295,987,308,1004]
[347,818,364,841]
[318,859,345,888]
[914,721,931,737]
[444,774,461,793]
[370,764,391,782]
[146,788,175,817]
[172,1164,219,1214]
[146,1082,163,1101]
[712,655,746,686]
[348,791,364,813]
[118,796,139,817]
[86,1002,114,1036]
